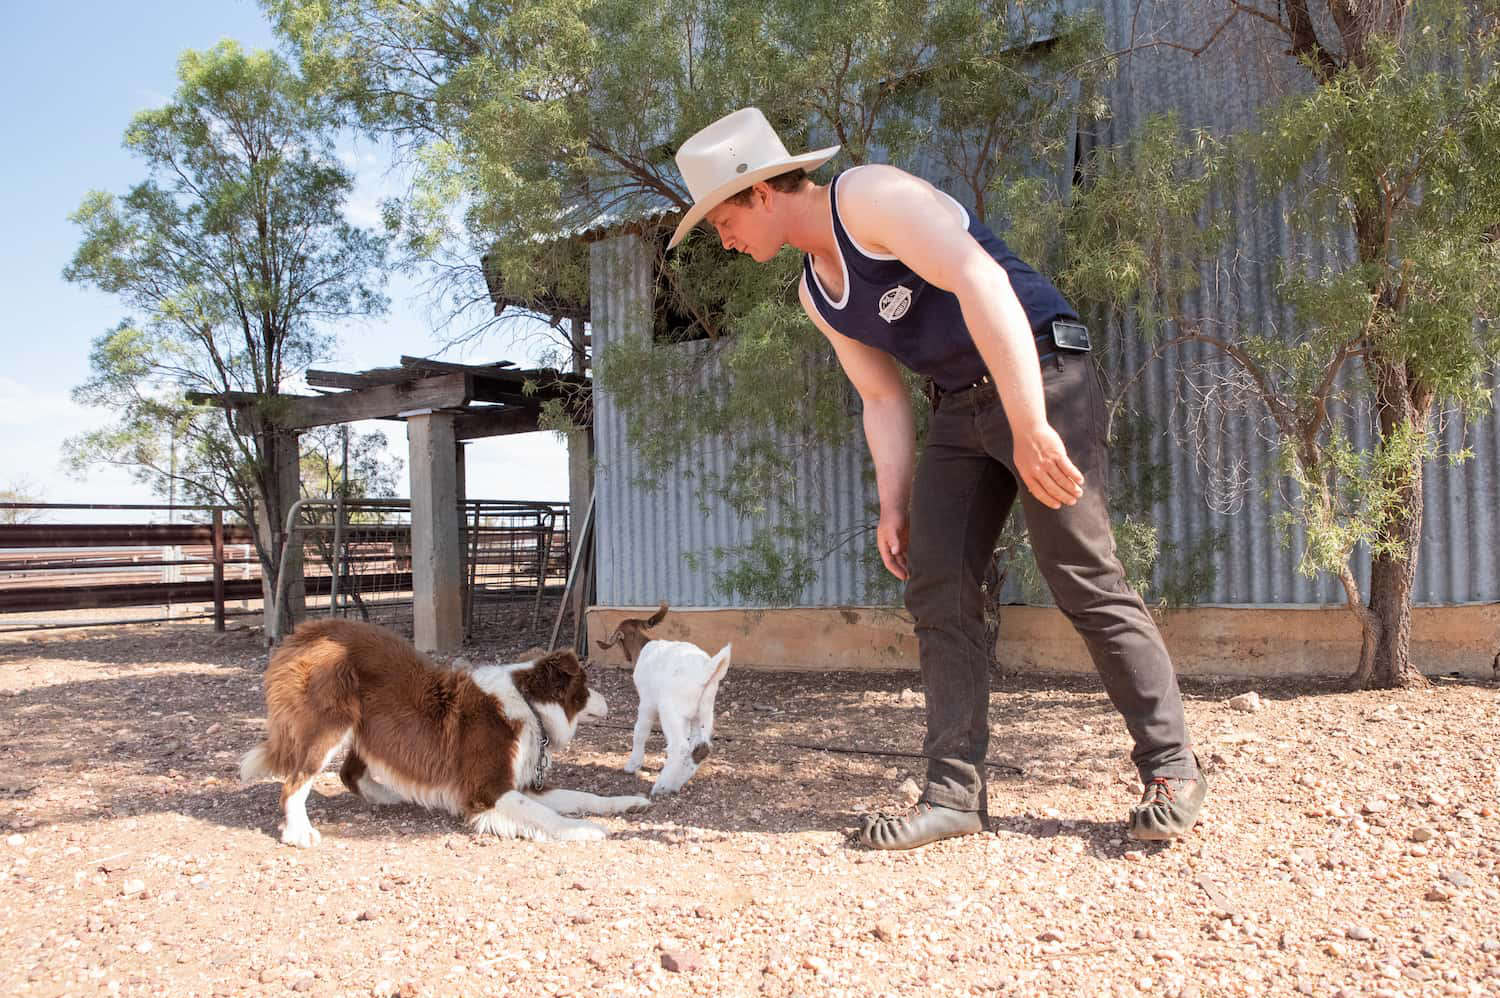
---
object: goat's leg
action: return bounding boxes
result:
[624,700,656,774]
[651,709,699,797]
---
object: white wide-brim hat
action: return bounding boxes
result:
[668,107,839,248]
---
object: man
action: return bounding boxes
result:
[668,107,1204,850]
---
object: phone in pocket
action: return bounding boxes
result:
[1051,320,1092,352]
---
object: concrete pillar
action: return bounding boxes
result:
[255,427,304,639]
[406,409,463,654]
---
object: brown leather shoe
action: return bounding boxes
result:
[857,801,985,850]
[1127,761,1207,842]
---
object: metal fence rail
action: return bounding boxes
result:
[1,500,570,638]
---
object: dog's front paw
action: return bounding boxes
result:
[649,781,681,799]
[280,823,321,848]
[554,820,607,842]
[616,795,651,813]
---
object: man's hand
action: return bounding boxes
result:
[1014,422,1085,509]
[877,508,910,581]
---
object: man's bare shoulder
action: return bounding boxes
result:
[839,165,963,253]
[838,163,929,204]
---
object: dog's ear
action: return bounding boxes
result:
[535,648,583,679]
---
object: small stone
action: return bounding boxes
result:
[898,688,920,705]
[1425,885,1454,902]
[1038,929,1064,943]
[121,879,145,897]
[1362,799,1389,815]
[1228,692,1263,713]
[898,778,922,804]
[1153,949,1183,963]
[135,940,152,954]
[802,955,829,974]
[873,919,898,943]
[291,979,314,993]
[660,950,700,973]
[6,834,24,848]
[1410,827,1436,843]
[1441,869,1473,889]
[372,982,397,998]
[1479,941,1500,954]
[1346,926,1375,941]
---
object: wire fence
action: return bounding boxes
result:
[0,500,571,640]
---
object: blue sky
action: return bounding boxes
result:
[0,0,569,509]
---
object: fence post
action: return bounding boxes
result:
[212,509,225,632]
[331,497,344,618]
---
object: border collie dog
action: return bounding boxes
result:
[240,619,649,846]
[597,605,732,796]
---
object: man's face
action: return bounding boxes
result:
[704,190,779,262]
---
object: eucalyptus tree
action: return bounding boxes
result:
[1005,0,1500,687]
[65,42,390,608]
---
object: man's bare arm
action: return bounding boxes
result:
[837,165,1084,509]
[799,276,915,579]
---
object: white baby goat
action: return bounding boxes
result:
[597,604,732,797]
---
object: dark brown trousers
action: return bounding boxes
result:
[904,350,1196,813]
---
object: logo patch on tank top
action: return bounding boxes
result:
[877,285,913,323]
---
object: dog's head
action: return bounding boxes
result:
[513,648,606,750]
[595,602,670,664]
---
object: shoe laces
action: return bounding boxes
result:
[1141,777,1176,805]
[873,801,932,823]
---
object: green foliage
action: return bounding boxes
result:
[997,112,1230,348]
[64,42,389,570]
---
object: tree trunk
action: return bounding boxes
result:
[1351,356,1430,689]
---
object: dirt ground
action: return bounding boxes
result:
[2,620,1498,998]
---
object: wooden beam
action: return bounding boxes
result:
[305,369,397,390]
[275,373,472,429]
[399,355,516,375]
[454,406,543,440]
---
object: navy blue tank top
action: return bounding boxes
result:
[802,167,1079,392]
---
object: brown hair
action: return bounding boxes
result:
[722,168,809,207]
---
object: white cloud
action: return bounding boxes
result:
[0,376,155,503]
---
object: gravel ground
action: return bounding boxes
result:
[2,620,1499,998]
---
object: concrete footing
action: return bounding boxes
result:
[586,604,1500,679]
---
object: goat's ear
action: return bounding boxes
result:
[708,643,732,684]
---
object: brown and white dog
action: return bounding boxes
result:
[239,618,649,846]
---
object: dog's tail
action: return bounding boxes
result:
[239,743,278,783]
